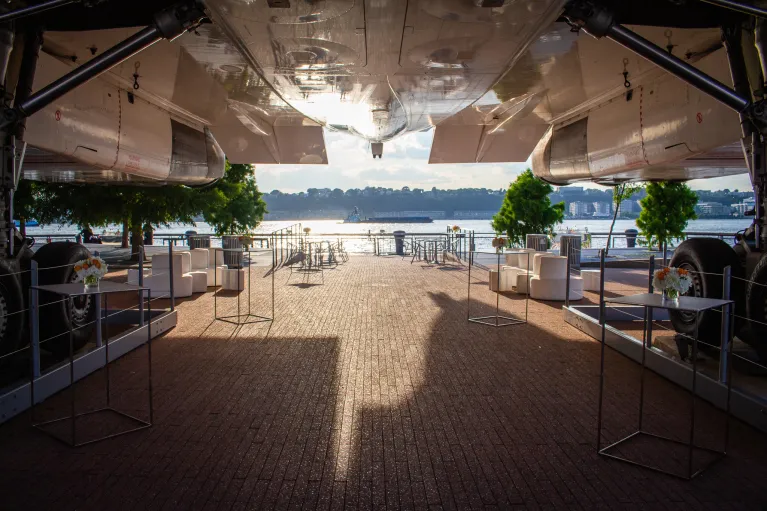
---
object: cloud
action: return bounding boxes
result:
[254,129,754,193]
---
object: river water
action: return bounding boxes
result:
[24,218,752,253]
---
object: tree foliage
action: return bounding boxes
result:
[606,182,644,254]
[636,182,698,249]
[203,162,267,235]
[12,161,267,256]
[491,169,565,246]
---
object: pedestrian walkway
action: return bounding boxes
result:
[1,255,765,509]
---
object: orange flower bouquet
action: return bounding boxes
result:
[653,267,691,303]
[74,256,108,289]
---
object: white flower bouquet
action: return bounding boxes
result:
[653,267,692,302]
[74,256,108,288]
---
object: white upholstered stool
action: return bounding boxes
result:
[222,268,246,291]
[190,271,208,293]
[582,269,602,291]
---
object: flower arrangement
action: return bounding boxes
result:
[303,227,311,234]
[452,225,460,232]
[491,236,506,253]
[74,256,108,288]
[653,267,692,302]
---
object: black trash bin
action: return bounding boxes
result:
[625,229,639,248]
[187,234,211,249]
[393,230,406,256]
[222,235,244,268]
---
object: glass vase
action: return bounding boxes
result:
[662,288,679,305]
[83,275,100,290]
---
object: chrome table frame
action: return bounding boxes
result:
[467,250,530,328]
[598,293,735,479]
[30,281,153,447]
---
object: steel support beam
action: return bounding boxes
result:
[0,0,204,129]
[14,25,161,120]
[700,0,767,19]
[565,1,752,114]
[0,0,77,24]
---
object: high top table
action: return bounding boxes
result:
[30,281,152,447]
[599,293,734,479]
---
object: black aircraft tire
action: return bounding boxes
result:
[745,256,767,362]
[33,242,96,357]
[0,259,25,356]
[668,238,745,347]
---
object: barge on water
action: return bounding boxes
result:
[344,207,433,224]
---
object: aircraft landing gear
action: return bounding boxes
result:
[564,0,767,360]
[668,238,747,347]
[745,257,767,361]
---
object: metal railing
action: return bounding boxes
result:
[0,244,177,425]
[590,249,767,387]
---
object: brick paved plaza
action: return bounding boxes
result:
[1,255,766,510]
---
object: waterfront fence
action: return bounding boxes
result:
[0,245,177,425]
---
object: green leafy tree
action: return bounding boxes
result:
[204,162,267,235]
[12,179,39,237]
[119,186,206,260]
[606,182,644,254]
[636,181,698,251]
[491,169,565,246]
[18,182,204,260]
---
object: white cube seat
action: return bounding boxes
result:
[489,267,515,292]
[222,268,246,291]
[532,252,558,275]
[582,269,601,291]
[190,271,208,293]
[144,273,193,298]
[151,253,185,280]
[179,251,191,273]
[206,265,227,287]
[529,255,583,301]
[209,248,224,267]
[127,268,151,285]
[190,248,209,270]
[512,271,533,294]
[516,250,535,271]
[530,275,583,301]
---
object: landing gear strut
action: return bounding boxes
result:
[0,0,207,355]
[564,0,767,358]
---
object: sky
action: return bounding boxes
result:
[255,129,755,194]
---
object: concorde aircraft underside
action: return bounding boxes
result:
[17,0,750,187]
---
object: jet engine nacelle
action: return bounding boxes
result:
[532,49,747,185]
[23,52,225,184]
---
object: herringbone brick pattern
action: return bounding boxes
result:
[1,255,766,510]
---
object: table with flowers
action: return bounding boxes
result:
[597,288,734,479]
[29,279,153,447]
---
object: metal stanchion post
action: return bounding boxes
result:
[104,293,110,406]
[147,287,153,424]
[168,243,175,311]
[496,251,501,326]
[30,261,40,379]
[138,246,145,326]
[647,256,655,348]
[719,266,732,384]
[597,249,606,451]
[467,251,472,320]
[95,288,103,348]
[272,247,276,320]
[565,247,572,308]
